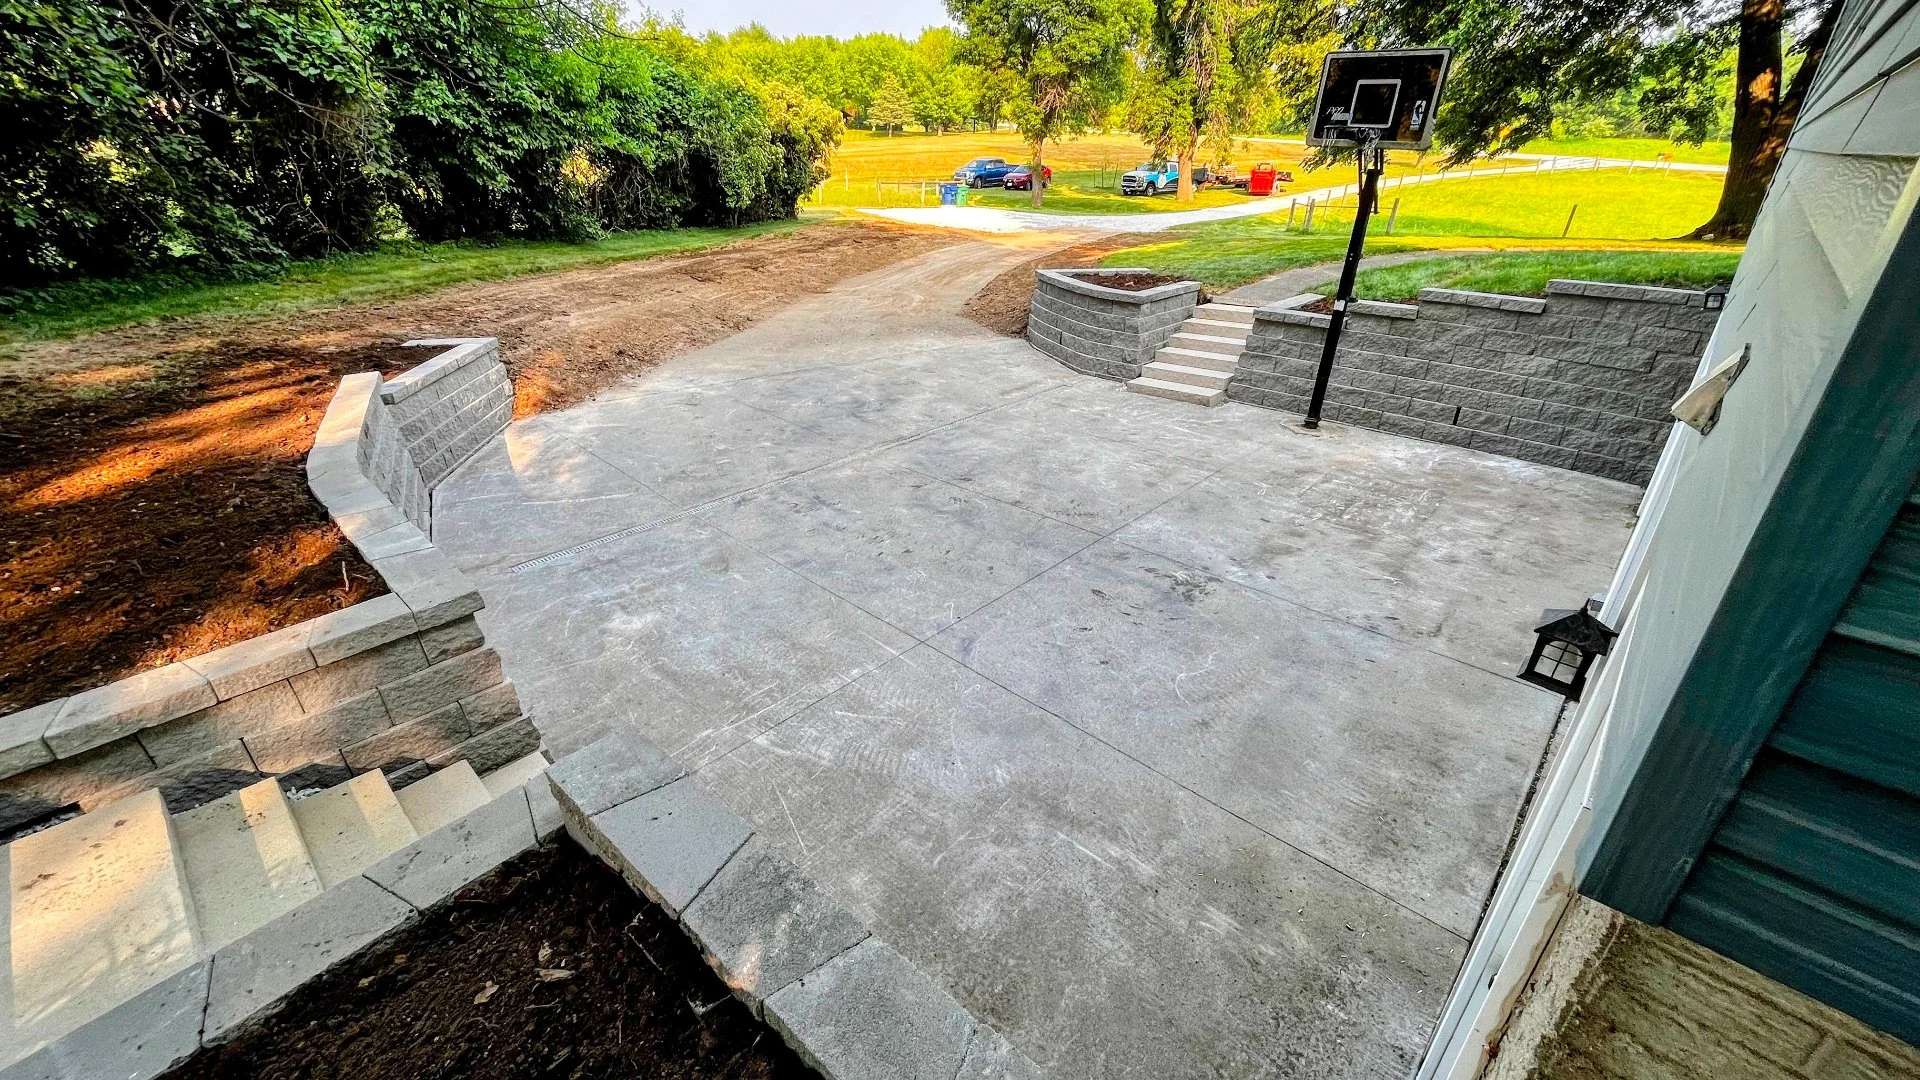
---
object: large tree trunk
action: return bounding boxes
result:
[1694,0,1841,238]
[1031,137,1046,209]
[1177,146,1196,202]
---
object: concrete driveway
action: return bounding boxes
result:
[433,240,1640,1078]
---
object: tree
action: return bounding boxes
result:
[868,74,915,134]
[949,0,1150,207]
[1357,0,1843,239]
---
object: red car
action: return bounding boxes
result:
[1003,165,1052,190]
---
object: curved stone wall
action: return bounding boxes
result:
[0,339,529,831]
[1026,267,1202,381]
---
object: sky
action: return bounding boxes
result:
[644,0,954,39]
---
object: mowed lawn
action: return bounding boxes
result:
[1101,168,1737,287]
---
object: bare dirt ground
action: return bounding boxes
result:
[0,221,949,713]
[962,233,1157,336]
[163,842,813,1080]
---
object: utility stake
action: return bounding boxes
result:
[1386,198,1400,235]
[1562,204,1578,238]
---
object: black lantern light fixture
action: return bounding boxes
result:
[1703,282,1729,311]
[1519,603,1618,700]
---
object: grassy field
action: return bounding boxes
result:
[1301,167,1723,241]
[1325,249,1743,301]
[0,220,809,344]
[1099,168,1736,287]
[1517,136,1732,164]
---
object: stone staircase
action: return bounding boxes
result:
[1,752,552,1071]
[1125,301,1257,406]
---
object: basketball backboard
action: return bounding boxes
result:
[1306,49,1452,150]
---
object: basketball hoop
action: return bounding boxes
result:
[1299,49,1452,429]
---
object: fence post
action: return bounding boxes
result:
[1304,198,1315,232]
[1386,198,1400,234]
[1286,200,1297,228]
[1562,204,1579,238]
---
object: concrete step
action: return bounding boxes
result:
[173,778,323,952]
[1195,302,1257,326]
[481,751,552,798]
[288,770,419,888]
[3,789,202,1066]
[1168,330,1248,352]
[394,760,491,837]
[1126,377,1227,407]
[1183,318,1253,340]
[1155,346,1240,372]
[1141,362,1233,391]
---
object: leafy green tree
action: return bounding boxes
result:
[868,74,916,134]
[1357,0,1843,238]
[949,0,1150,207]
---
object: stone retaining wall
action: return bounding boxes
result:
[1231,281,1720,485]
[0,339,527,831]
[1026,267,1202,381]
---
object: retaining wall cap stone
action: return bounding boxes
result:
[1,958,211,1080]
[182,622,317,701]
[1350,299,1420,319]
[305,593,419,667]
[1546,279,1705,305]
[681,835,873,1015]
[1418,288,1549,314]
[46,663,217,758]
[1036,268,1203,305]
[586,776,751,916]
[763,937,977,1080]
[202,874,416,1044]
[546,732,688,817]
[363,784,537,908]
[368,548,483,627]
[382,339,500,405]
[0,699,62,780]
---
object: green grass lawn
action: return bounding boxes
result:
[1321,249,1743,301]
[1098,167,1736,287]
[1517,136,1732,165]
[1,219,811,344]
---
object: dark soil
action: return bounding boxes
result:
[962,233,1160,337]
[164,841,815,1080]
[1088,271,1188,291]
[0,222,946,714]
[0,341,420,713]
[1299,296,1336,314]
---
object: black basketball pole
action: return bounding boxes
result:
[1303,133,1385,429]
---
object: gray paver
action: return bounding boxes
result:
[203,875,416,1042]
[764,937,976,1080]
[2,960,210,1080]
[364,786,537,908]
[524,774,565,839]
[583,776,751,915]
[681,836,872,1014]
[545,732,686,817]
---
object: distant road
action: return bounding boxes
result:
[859,154,1728,236]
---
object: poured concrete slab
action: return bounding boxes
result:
[700,646,1463,1079]
[432,239,1640,1078]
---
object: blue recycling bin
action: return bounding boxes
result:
[939,182,960,206]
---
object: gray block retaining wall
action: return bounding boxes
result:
[1027,267,1202,381]
[1231,280,1721,485]
[0,339,528,826]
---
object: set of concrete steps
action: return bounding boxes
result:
[1126,302,1257,406]
[1,753,552,1068]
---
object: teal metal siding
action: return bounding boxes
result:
[1668,497,1920,1043]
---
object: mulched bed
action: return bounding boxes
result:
[164,841,815,1080]
[0,341,421,713]
[1086,271,1187,291]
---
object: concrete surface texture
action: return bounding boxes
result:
[433,238,1642,1077]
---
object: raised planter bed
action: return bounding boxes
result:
[1232,280,1723,485]
[1025,267,1203,381]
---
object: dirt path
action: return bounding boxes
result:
[0,220,953,713]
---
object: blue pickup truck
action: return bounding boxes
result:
[953,158,1015,188]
